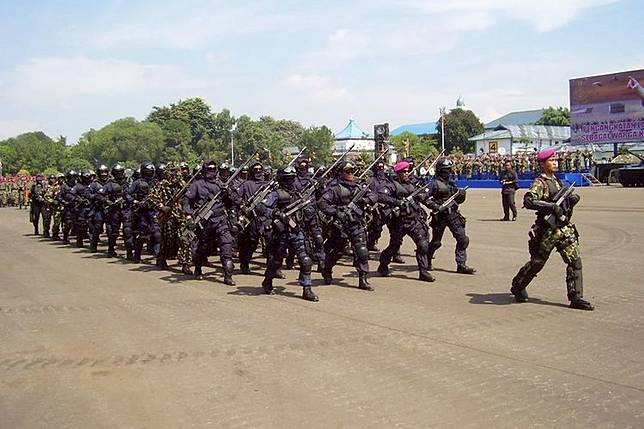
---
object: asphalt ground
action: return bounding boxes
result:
[1,187,643,428]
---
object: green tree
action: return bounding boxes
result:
[74,118,165,167]
[147,97,215,149]
[436,108,484,153]
[0,132,65,174]
[298,125,334,165]
[535,106,570,126]
[390,132,439,160]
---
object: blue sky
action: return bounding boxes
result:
[1,0,642,143]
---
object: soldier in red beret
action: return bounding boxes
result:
[510,148,594,310]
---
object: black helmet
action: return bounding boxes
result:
[141,162,155,180]
[80,169,92,184]
[156,163,167,179]
[436,158,454,170]
[66,170,77,183]
[277,165,297,180]
[112,164,125,181]
[48,174,56,181]
[97,164,109,180]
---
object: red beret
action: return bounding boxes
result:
[536,147,556,162]
[393,161,410,173]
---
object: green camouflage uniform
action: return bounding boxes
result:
[512,174,586,303]
[148,166,192,268]
[44,182,62,238]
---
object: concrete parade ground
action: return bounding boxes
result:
[1,187,643,428]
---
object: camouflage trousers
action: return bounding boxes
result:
[51,209,63,236]
[512,223,584,300]
[160,215,192,266]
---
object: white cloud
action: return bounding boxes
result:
[285,73,351,102]
[92,3,290,50]
[400,0,620,33]
[3,57,200,105]
[0,119,41,140]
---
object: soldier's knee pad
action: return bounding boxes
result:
[314,234,324,247]
[123,226,132,238]
[417,240,430,255]
[429,241,442,252]
[300,254,312,268]
[355,245,369,262]
[457,235,469,249]
[152,230,162,242]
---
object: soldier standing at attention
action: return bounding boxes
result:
[499,160,518,221]
[510,148,594,311]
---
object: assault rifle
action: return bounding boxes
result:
[181,154,257,245]
[237,147,308,230]
[435,186,470,213]
[413,149,445,176]
[358,148,389,180]
[295,143,356,202]
[105,197,124,210]
[272,197,315,233]
[157,167,202,224]
[544,183,575,228]
[338,182,371,225]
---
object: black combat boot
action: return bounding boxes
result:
[76,235,84,248]
[89,237,98,253]
[106,237,117,257]
[62,230,70,244]
[322,268,333,285]
[43,230,50,238]
[419,270,435,282]
[302,286,319,301]
[569,296,594,311]
[239,263,251,274]
[193,266,204,280]
[34,226,39,235]
[392,253,405,264]
[358,272,373,291]
[126,247,135,261]
[222,260,235,285]
[367,243,378,252]
[262,278,274,295]
[52,233,61,241]
[181,264,193,276]
[510,284,529,303]
[132,240,143,263]
[156,257,169,269]
[377,263,390,277]
[275,269,286,279]
[457,264,476,274]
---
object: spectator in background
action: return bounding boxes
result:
[499,160,518,221]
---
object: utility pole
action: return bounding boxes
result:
[230,125,236,167]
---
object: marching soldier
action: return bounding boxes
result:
[426,159,476,274]
[258,166,318,301]
[510,148,593,310]
[318,161,376,291]
[376,161,435,282]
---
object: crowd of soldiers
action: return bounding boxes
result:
[15,146,593,310]
[21,150,476,303]
[0,175,34,208]
[444,149,594,180]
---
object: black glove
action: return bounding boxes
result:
[336,209,347,222]
[568,193,580,207]
[273,209,287,224]
[550,203,564,218]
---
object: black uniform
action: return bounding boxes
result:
[258,166,318,301]
[376,171,435,282]
[318,162,376,290]
[182,161,235,284]
[499,168,518,221]
[426,159,475,274]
